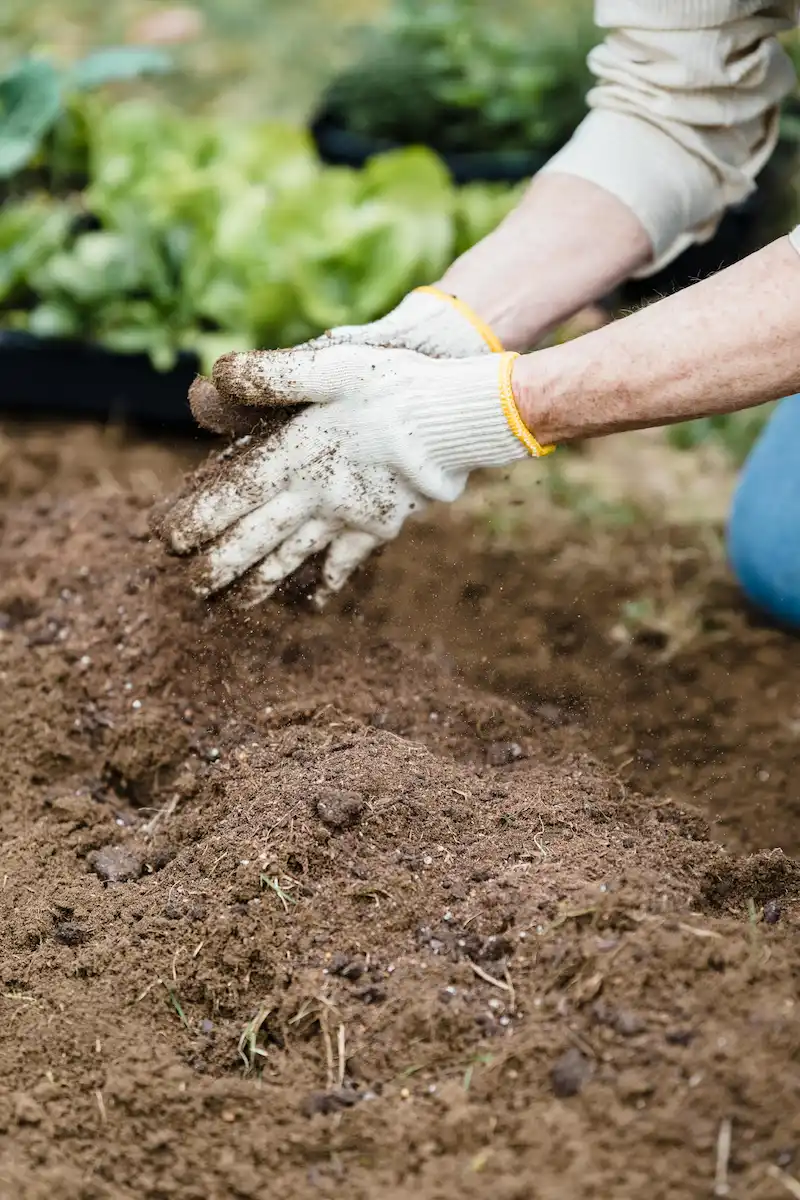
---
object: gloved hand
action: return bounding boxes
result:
[156,343,554,608]
[189,285,503,436]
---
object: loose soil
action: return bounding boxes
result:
[0,423,798,1200]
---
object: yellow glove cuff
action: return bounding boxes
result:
[413,285,505,353]
[498,351,555,458]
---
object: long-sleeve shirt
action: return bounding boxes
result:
[541,1,800,274]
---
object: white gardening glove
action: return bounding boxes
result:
[156,343,554,608]
[189,286,502,436]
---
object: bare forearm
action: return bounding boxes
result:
[513,236,800,445]
[438,173,652,351]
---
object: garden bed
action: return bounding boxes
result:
[0,422,798,1199]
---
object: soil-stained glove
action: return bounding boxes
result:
[157,344,553,607]
[189,286,502,436]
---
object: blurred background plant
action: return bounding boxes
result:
[317,0,594,156]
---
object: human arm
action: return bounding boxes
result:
[198,2,798,433]
[158,2,800,602]
[512,232,800,443]
[435,0,798,350]
[157,229,800,605]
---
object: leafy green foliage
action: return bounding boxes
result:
[0,94,521,370]
[66,47,172,92]
[0,48,173,181]
[0,59,62,178]
[666,408,774,465]
[322,0,595,155]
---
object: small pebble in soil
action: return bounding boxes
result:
[550,1048,593,1098]
[355,984,387,1005]
[763,899,781,925]
[53,920,91,946]
[328,954,364,981]
[613,1010,646,1037]
[88,846,142,884]
[300,1088,361,1117]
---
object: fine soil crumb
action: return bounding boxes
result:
[52,920,91,946]
[0,423,798,1200]
[88,846,143,883]
[315,788,365,830]
[550,1048,593,1098]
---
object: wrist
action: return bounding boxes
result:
[393,353,555,503]
[511,344,580,446]
[438,173,653,352]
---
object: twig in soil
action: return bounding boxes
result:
[565,1026,600,1060]
[532,817,549,860]
[767,1165,800,1199]
[547,906,597,933]
[677,923,724,940]
[319,1010,335,1091]
[260,873,297,911]
[713,1117,732,1196]
[171,946,184,983]
[469,960,514,997]
[208,852,228,876]
[95,1090,107,1125]
[238,1004,272,1073]
[348,885,393,905]
[502,966,517,1013]
[337,1024,346,1089]
[141,792,180,837]
[134,979,159,1003]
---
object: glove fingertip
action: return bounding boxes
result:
[189,375,262,437]
[212,350,292,408]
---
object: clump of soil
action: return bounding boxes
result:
[0,424,798,1200]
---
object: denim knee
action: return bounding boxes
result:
[727,397,800,629]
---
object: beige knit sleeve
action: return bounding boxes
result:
[541,1,799,275]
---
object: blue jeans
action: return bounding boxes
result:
[728,396,800,628]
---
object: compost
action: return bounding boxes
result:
[0,423,798,1200]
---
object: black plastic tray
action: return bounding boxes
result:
[0,330,203,431]
[310,111,551,184]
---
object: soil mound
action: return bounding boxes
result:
[0,425,798,1200]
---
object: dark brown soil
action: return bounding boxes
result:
[0,424,799,1200]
